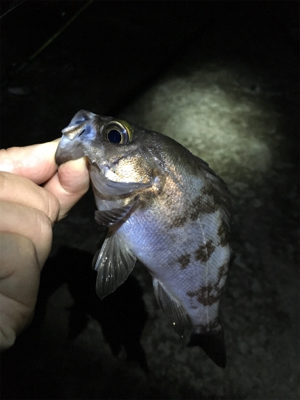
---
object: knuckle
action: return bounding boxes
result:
[44,191,60,224]
[16,234,37,262]
[36,211,53,241]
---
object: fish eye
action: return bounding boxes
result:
[107,129,121,144]
[104,120,133,145]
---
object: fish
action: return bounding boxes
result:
[55,110,232,368]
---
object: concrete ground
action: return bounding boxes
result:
[1,2,299,399]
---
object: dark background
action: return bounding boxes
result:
[0,1,299,399]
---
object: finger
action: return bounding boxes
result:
[0,201,53,267]
[0,172,60,224]
[0,232,40,350]
[43,157,90,220]
[0,140,60,184]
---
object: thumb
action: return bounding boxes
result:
[44,157,90,220]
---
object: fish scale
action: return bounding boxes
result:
[55,109,232,368]
[121,210,229,327]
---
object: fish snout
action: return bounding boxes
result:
[55,135,85,165]
[55,110,98,166]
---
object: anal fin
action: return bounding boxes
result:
[153,278,190,337]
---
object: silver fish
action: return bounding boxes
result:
[55,110,232,368]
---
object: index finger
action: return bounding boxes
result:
[0,140,60,185]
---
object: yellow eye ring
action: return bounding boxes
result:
[104,119,133,144]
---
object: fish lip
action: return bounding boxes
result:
[55,134,85,166]
[101,164,122,182]
[55,141,84,165]
[91,162,151,190]
[90,162,119,182]
[68,109,97,126]
[61,120,97,142]
[55,113,100,166]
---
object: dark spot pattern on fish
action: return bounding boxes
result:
[217,223,230,247]
[178,254,191,269]
[190,195,202,221]
[171,215,188,228]
[190,193,217,221]
[200,185,215,198]
[201,196,218,214]
[195,240,215,263]
[187,284,221,306]
[187,262,228,306]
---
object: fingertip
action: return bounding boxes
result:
[51,138,61,145]
[65,157,88,172]
[58,157,90,195]
[44,157,90,220]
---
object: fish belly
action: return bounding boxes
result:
[117,206,231,335]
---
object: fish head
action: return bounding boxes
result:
[55,110,159,197]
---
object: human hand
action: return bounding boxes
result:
[0,140,90,350]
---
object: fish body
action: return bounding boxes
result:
[55,110,232,367]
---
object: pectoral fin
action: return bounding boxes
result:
[94,197,140,226]
[93,233,136,299]
[90,165,152,196]
[153,278,190,337]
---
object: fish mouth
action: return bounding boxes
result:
[100,164,123,182]
[55,110,98,166]
[55,135,85,165]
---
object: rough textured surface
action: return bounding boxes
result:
[1,2,299,399]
